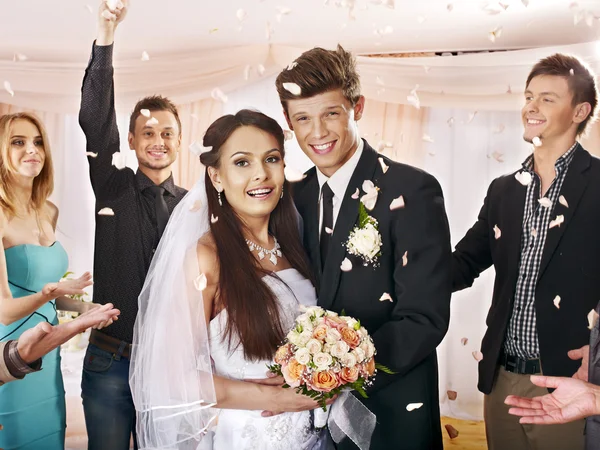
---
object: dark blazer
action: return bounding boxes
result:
[293,141,452,450]
[453,144,600,395]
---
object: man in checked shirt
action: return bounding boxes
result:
[78,2,187,449]
[452,53,600,449]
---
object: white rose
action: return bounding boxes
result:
[297,330,313,347]
[306,339,323,355]
[357,327,368,339]
[330,341,350,359]
[295,347,311,365]
[340,352,357,368]
[366,340,375,358]
[345,318,359,329]
[326,328,342,344]
[313,352,334,371]
[352,347,366,363]
[348,224,382,260]
[287,330,302,346]
[297,314,314,332]
[303,306,325,318]
[323,343,334,354]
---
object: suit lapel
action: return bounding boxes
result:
[297,173,323,286]
[319,143,379,309]
[502,170,528,292]
[538,146,590,279]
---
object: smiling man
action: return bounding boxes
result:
[277,45,452,450]
[452,53,600,450]
[77,2,187,449]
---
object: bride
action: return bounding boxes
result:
[130,109,330,449]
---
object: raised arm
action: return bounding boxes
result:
[368,173,452,394]
[79,1,130,196]
[452,179,496,292]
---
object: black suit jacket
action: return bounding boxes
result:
[293,141,452,450]
[453,145,600,395]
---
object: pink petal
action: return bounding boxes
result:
[422,134,434,143]
[549,215,564,229]
[325,227,333,235]
[553,295,561,309]
[402,251,408,267]
[145,117,158,127]
[4,81,14,97]
[85,152,98,158]
[211,88,228,103]
[461,337,468,346]
[189,200,203,212]
[532,136,542,147]
[141,51,150,61]
[194,273,208,291]
[379,292,393,302]
[140,109,151,118]
[351,188,360,200]
[284,130,294,141]
[538,197,552,208]
[559,195,569,208]
[211,214,219,224]
[340,258,353,272]
[493,225,501,240]
[406,402,423,412]
[284,166,306,182]
[588,309,599,330]
[447,390,457,401]
[531,228,538,238]
[98,207,115,216]
[515,171,532,186]
[283,82,301,95]
[390,195,405,211]
[472,351,483,362]
[378,157,389,174]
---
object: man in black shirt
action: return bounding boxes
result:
[79,2,186,449]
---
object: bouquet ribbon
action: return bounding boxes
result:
[327,391,376,450]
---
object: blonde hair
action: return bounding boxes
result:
[0,113,54,217]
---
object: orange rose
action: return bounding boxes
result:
[339,366,360,384]
[274,343,294,365]
[340,327,361,349]
[281,358,306,388]
[309,370,340,393]
[312,324,328,341]
[362,357,376,377]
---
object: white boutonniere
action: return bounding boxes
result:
[345,182,383,266]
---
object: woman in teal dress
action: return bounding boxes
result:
[0,112,95,449]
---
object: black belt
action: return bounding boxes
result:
[500,351,541,375]
[89,329,131,359]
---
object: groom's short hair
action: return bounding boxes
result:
[275,44,361,115]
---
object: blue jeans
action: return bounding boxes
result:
[81,343,138,450]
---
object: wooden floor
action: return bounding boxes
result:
[441,416,487,449]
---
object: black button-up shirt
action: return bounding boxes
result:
[79,43,186,343]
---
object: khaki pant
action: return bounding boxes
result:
[484,366,585,450]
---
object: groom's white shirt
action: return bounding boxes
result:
[316,138,364,236]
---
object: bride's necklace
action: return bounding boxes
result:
[246,236,282,266]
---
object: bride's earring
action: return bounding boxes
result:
[217,189,223,206]
[280,188,284,199]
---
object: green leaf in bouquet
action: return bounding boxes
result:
[353,320,361,331]
[266,363,282,376]
[282,383,290,389]
[375,363,396,374]
[340,309,346,316]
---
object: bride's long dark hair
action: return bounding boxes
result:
[200,109,315,361]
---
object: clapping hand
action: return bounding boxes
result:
[42,272,93,299]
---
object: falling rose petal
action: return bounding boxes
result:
[390,195,405,211]
[570,68,575,76]
[490,151,504,163]
[189,200,203,212]
[376,76,385,86]
[340,258,353,272]
[417,16,426,24]
[531,227,538,238]
[211,88,228,103]
[284,166,306,182]
[112,152,127,170]
[211,214,219,224]
[282,82,302,96]
[499,2,509,10]
[445,424,459,440]
[522,0,529,6]
[515,171,533,186]
[243,64,252,81]
[588,309,599,330]
[461,337,468,346]
[325,227,334,235]
[360,180,379,210]
[447,390,457,401]
[194,273,208,291]
[98,207,115,216]
[351,188,360,200]
[189,141,207,157]
[493,124,506,134]
[141,51,150,61]
[532,136,542,147]
[507,85,513,94]
[378,157,389,174]
[489,27,503,43]
[209,28,219,34]
[145,117,159,126]
[85,4,94,13]
[265,22,273,40]
[140,109,151,118]
[190,114,199,122]
[236,8,247,22]
[472,351,483,362]
[447,117,455,127]
[493,224,501,240]
[402,251,408,267]
[407,85,420,109]
[538,197,552,208]
[553,295,561,309]
[85,152,98,158]
[447,3,454,12]
[549,214,565,229]
[379,292,393,302]
[13,52,28,62]
[257,64,266,76]
[284,130,294,141]
[466,111,478,124]
[287,61,298,70]
[4,81,14,97]
[406,402,423,412]
[422,134,434,143]
[559,195,569,208]
[106,0,120,10]
[423,65,431,74]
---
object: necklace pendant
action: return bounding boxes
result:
[258,250,265,260]
[276,249,282,257]
[269,253,278,265]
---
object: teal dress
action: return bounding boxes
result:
[0,242,68,450]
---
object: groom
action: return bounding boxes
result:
[277,46,452,449]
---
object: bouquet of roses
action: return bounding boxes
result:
[268,305,393,429]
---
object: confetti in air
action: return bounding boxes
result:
[472,351,483,362]
[86,152,98,158]
[538,197,552,208]
[141,51,150,61]
[140,109,151,118]
[340,258,353,272]
[98,207,115,216]
[284,166,306,182]
[211,214,219,224]
[4,81,14,97]
[282,83,302,95]
[532,136,542,147]
[390,195,405,211]
[549,214,565,229]
[379,292,393,302]
[211,88,228,103]
[559,195,569,208]
[553,295,561,309]
[515,171,532,186]
[493,225,501,240]
[145,117,159,126]
[402,251,408,267]
[406,403,423,412]
[588,309,599,330]
[351,188,360,200]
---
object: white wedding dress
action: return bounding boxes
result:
[206,268,322,450]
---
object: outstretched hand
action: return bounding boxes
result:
[97,0,129,45]
[569,345,589,382]
[42,272,93,299]
[505,375,600,425]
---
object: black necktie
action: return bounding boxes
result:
[320,183,334,267]
[148,185,169,239]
